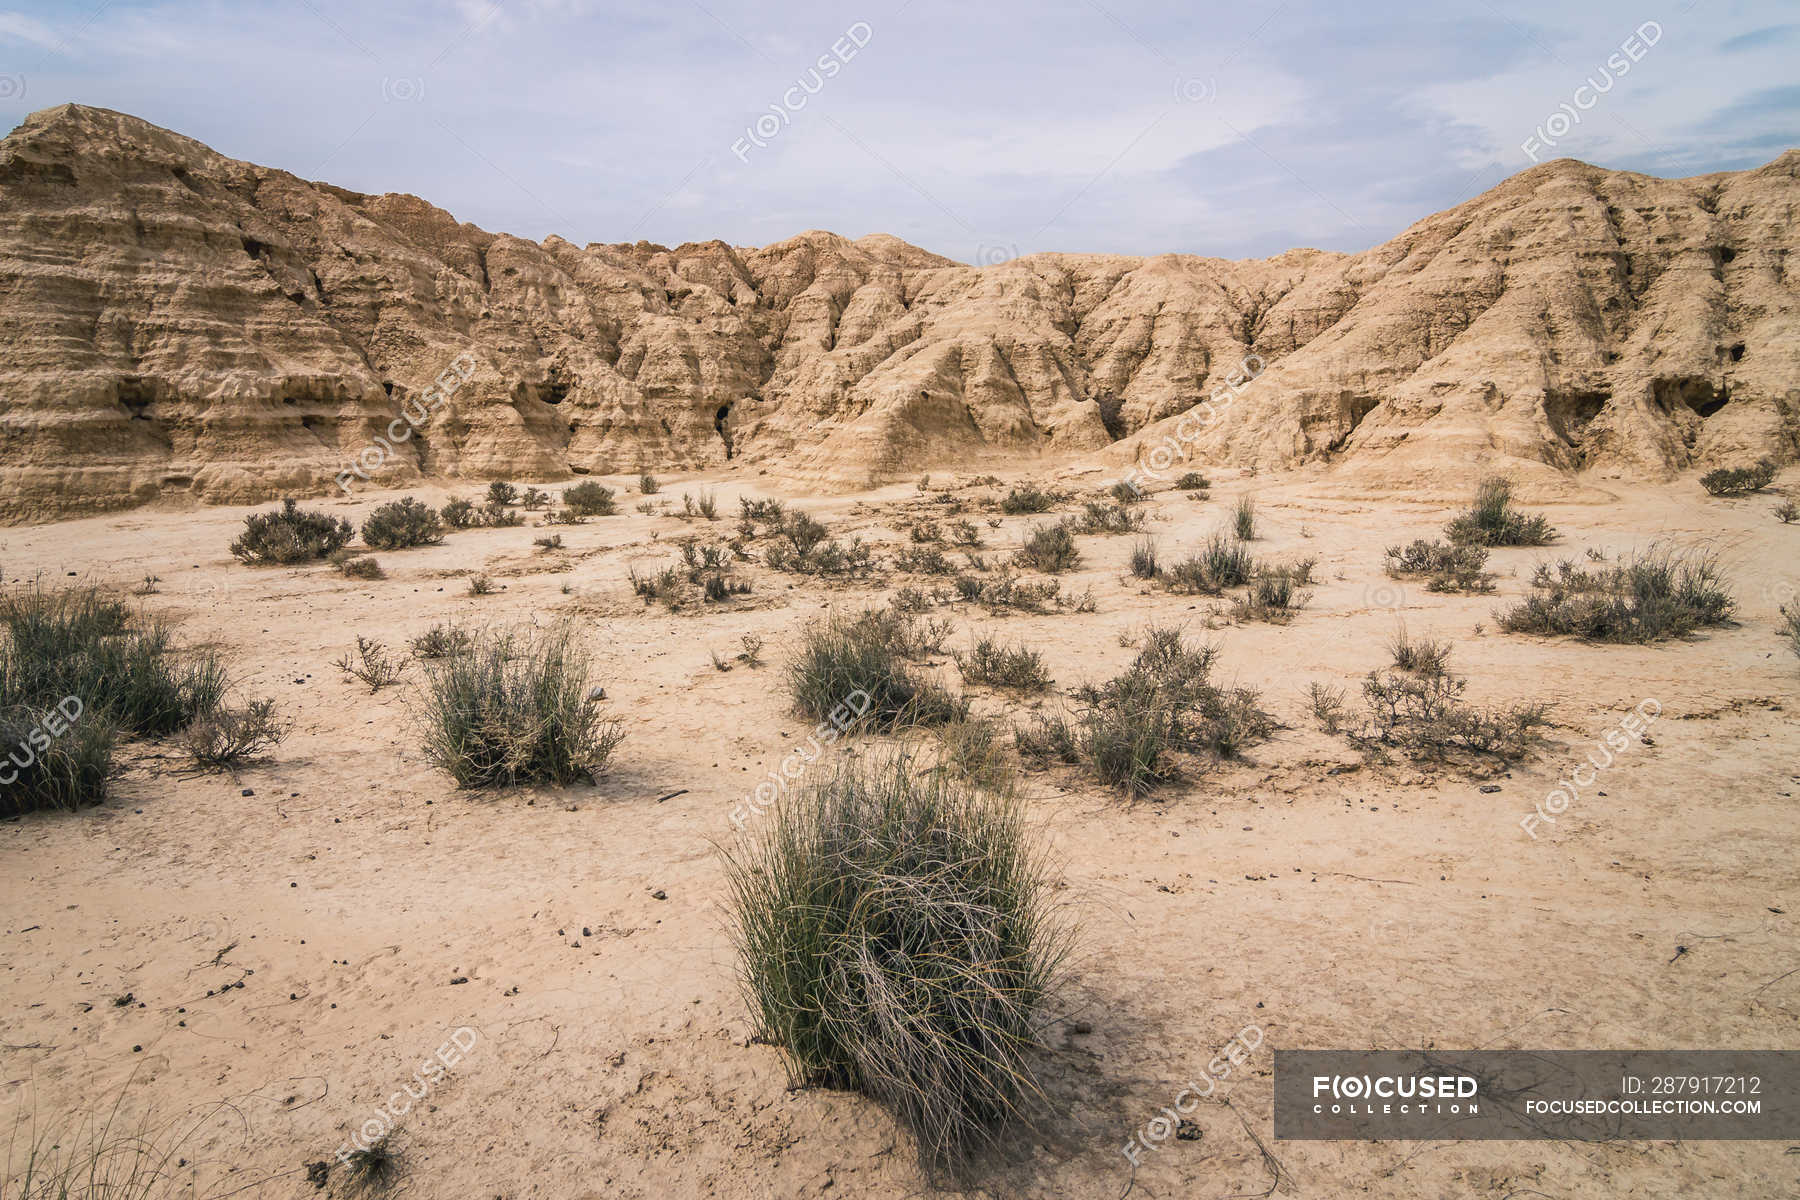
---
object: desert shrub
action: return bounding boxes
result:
[956,636,1052,693]
[998,485,1063,515]
[1129,538,1159,580]
[1387,627,1453,676]
[739,634,764,668]
[1775,500,1799,524]
[360,497,444,550]
[895,545,956,576]
[780,511,830,555]
[947,519,983,547]
[681,491,719,520]
[1232,496,1257,540]
[1165,535,1254,594]
[481,501,524,528]
[467,574,496,596]
[331,552,384,579]
[441,498,479,529]
[416,625,623,787]
[1018,625,1270,796]
[179,698,285,771]
[1308,682,1347,734]
[722,758,1069,1175]
[1233,571,1309,623]
[534,534,563,551]
[563,481,618,516]
[0,700,115,815]
[544,508,586,526]
[0,586,226,737]
[638,473,660,495]
[1174,472,1209,492]
[342,1132,403,1191]
[410,623,471,659]
[933,716,1014,791]
[1782,607,1800,661]
[1699,458,1777,497]
[1073,501,1144,535]
[739,496,786,523]
[336,636,407,691]
[957,568,1065,615]
[486,481,519,508]
[1016,522,1080,573]
[1385,539,1494,593]
[910,520,943,544]
[1445,476,1555,547]
[230,498,353,564]
[521,487,551,510]
[1353,668,1548,764]
[786,610,966,731]
[1497,547,1734,643]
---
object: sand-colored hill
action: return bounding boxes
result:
[0,103,1796,520]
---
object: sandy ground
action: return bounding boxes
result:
[2,464,1797,1199]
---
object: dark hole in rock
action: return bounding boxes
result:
[540,379,569,405]
[161,475,194,488]
[1094,391,1126,441]
[570,465,592,475]
[242,237,267,260]
[1729,343,1746,362]
[1653,377,1728,419]
[715,403,735,459]
[1544,390,1608,446]
[1719,246,1737,264]
[116,379,154,419]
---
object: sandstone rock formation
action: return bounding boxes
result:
[0,103,1794,519]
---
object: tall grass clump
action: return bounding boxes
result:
[997,485,1063,515]
[416,625,624,787]
[722,758,1071,1176]
[955,636,1052,693]
[1164,535,1254,594]
[786,610,965,731]
[0,586,226,737]
[1232,496,1257,540]
[360,497,444,550]
[1497,547,1734,643]
[0,701,115,816]
[229,498,353,564]
[1444,476,1555,547]
[2,1089,207,1199]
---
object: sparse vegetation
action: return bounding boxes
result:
[415,625,623,787]
[410,623,472,660]
[230,498,353,564]
[1699,458,1778,497]
[1775,500,1799,524]
[336,636,408,691]
[533,534,563,552]
[722,758,1069,1176]
[1782,607,1800,661]
[1129,538,1159,580]
[360,497,445,550]
[521,487,551,510]
[467,574,496,596]
[485,481,519,508]
[332,552,385,580]
[1164,535,1255,594]
[1385,539,1494,593]
[1498,547,1734,643]
[1387,626,1453,676]
[1174,472,1209,492]
[1017,625,1270,796]
[563,481,617,516]
[1445,476,1556,547]
[1232,496,1257,540]
[956,635,1052,693]
[179,698,286,771]
[998,484,1064,515]
[0,585,226,738]
[1233,569,1309,623]
[0,701,115,815]
[1308,682,1347,734]
[1072,501,1144,534]
[1351,666,1548,765]
[341,1132,403,1192]
[1015,522,1080,573]
[786,609,966,731]
[639,473,660,495]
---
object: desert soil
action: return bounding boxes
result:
[2,466,1796,1199]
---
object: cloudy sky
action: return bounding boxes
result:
[0,0,1794,261]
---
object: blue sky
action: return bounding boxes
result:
[0,0,1794,260]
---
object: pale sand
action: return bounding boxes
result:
[2,468,1796,1198]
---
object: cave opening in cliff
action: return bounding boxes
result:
[1654,378,1729,420]
[715,403,735,459]
[1095,391,1126,441]
[1545,390,1609,447]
